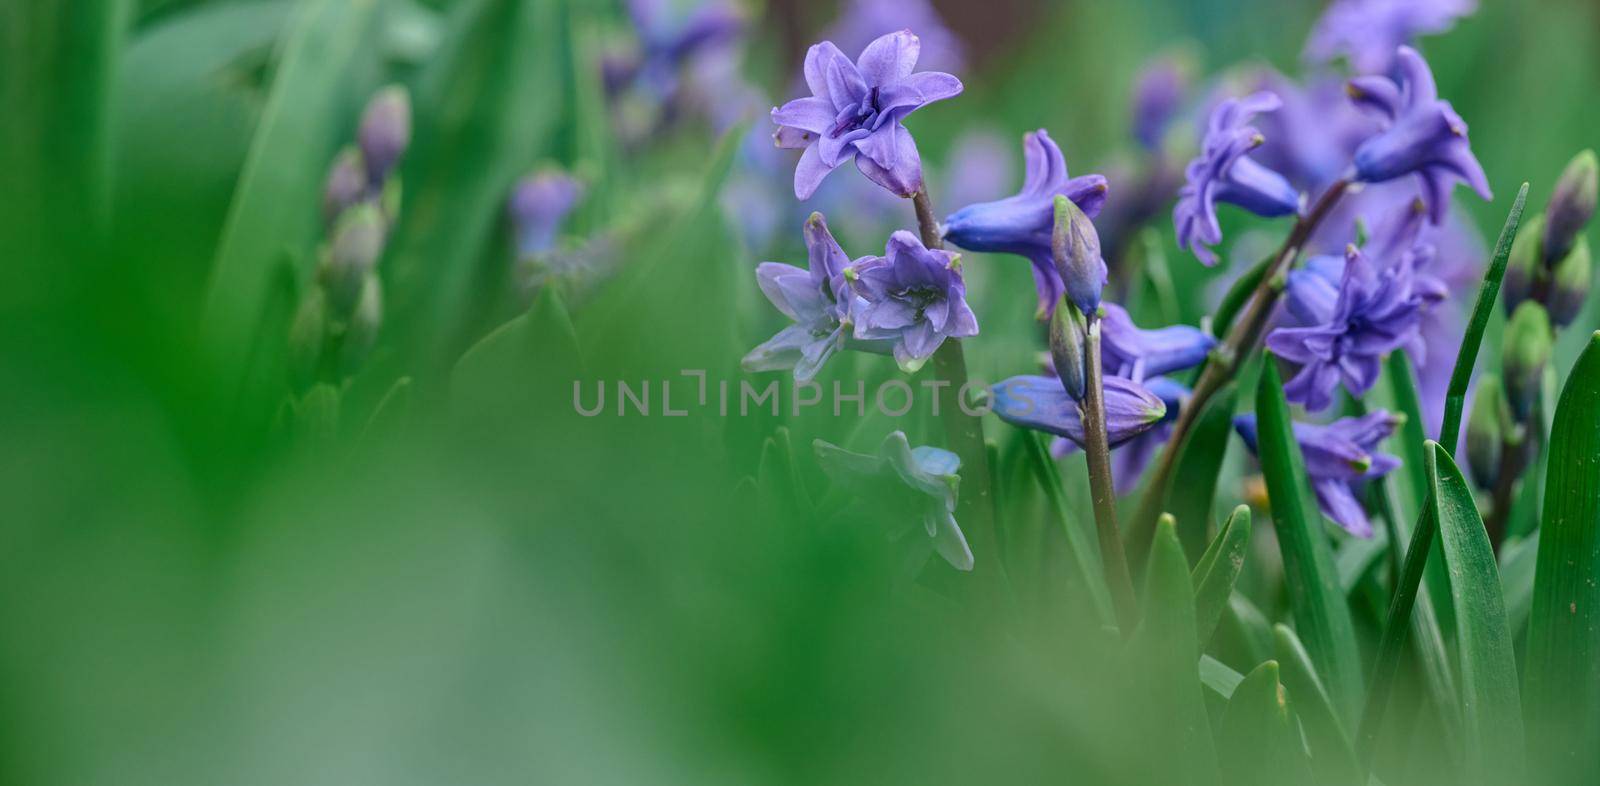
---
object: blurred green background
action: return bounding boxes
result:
[1,0,1597,783]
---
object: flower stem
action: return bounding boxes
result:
[1083,315,1141,634]
[1128,178,1352,561]
[912,189,1003,592]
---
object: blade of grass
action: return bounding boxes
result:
[1192,505,1251,654]
[199,0,381,415]
[1523,332,1600,785]
[1256,354,1363,724]
[1427,443,1524,784]
[1356,184,1527,771]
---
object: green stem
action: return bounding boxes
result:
[913,190,1003,592]
[1083,315,1141,634]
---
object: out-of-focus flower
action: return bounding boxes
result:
[1268,244,1425,411]
[771,30,962,199]
[942,129,1015,211]
[322,148,368,227]
[1543,149,1599,265]
[991,374,1167,449]
[1465,374,1506,491]
[1348,46,1491,223]
[1132,55,1192,152]
[824,0,965,76]
[1175,92,1303,265]
[942,129,1108,316]
[1549,236,1592,327]
[339,275,383,376]
[814,431,972,571]
[1501,300,1553,421]
[1250,71,1380,196]
[358,86,412,184]
[320,203,387,316]
[508,169,585,258]
[743,213,864,381]
[612,0,745,99]
[1234,410,1403,537]
[1305,0,1476,74]
[1099,302,1216,380]
[846,230,978,372]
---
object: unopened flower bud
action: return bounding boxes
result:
[1501,301,1553,421]
[288,287,326,391]
[1048,299,1088,401]
[358,86,411,184]
[322,147,367,226]
[1052,194,1107,316]
[320,203,386,316]
[1548,235,1592,327]
[1503,213,1545,315]
[339,275,383,376]
[1542,149,1598,265]
[509,169,584,257]
[1466,375,1505,491]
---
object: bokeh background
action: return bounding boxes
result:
[1,0,1597,783]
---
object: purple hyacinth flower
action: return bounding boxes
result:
[943,129,1015,211]
[1348,46,1492,224]
[1132,55,1191,152]
[1100,303,1217,380]
[1234,410,1403,537]
[1053,376,1189,494]
[743,213,866,381]
[824,0,966,76]
[772,30,963,200]
[358,86,411,185]
[1306,0,1476,75]
[508,170,585,257]
[991,374,1168,450]
[846,231,978,372]
[1175,92,1304,265]
[814,431,972,572]
[1267,244,1426,411]
[615,0,745,98]
[942,129,1109,317]
[1249,71,1381,195]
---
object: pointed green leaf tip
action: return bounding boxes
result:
[1427,441,1524,785]
[1191,504,1250,653]
[1525,332,1600,785]
[1218,661,1311,786]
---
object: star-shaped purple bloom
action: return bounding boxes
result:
[1267,243,1426,412]
[1348,46,1492,224]
[942,129,1109,317]
[1174,91,1304,265]
[772,30,963,200]
[846,230,978,372]
[1234,410,1403,538]
[743,213,877,382]
[1306,0,1476,75]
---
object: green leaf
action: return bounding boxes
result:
[1021,431,1114,627]
[1255,355,1363,724]
[1217,661,1312,786]
[1128,383,1238,567]
[1274,625,1362,786]
[385,0,564,371]
[1380,354,1458,641]
[450,284,581,419]
[1357,184,1527,772]
[1498,531,1538,639]
[1427,443,1523,784]
[199,0,381,411]
[1192,505,1251,653]
[1200,654,1244,700]
[1130,517,1219,786]
[1524,332,1600,785]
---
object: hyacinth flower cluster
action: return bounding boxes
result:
[603,0,749,141]
[1174,92,1303,265]
[289,86,411,392]
[1304,0,1477,74]
[1233,411,1402,537]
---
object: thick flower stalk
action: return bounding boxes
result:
[1174,91,1304,265]
[1347,46,1492,223]
[943,129,1109,316]
[814,431,973,572]
[771,30,962,199]
[1234,410,1403,537]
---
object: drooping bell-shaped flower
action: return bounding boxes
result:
[772,30,963,199]
[1052,376,1190,494]
[1234,410,1403,537]
[1267,244,1425,411]
[846,230,978,372]
[1347,46,1491,224]
[743,213,871,382]
[990,374,1167,449]
[813,431,972,572]
[1305,0,1476,75]
[942,129,1108,317]
[508,170,585,258]
[1099,303,1216,380]
[1174,92,1304,265]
